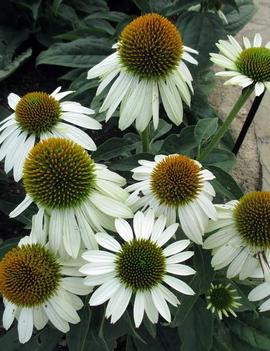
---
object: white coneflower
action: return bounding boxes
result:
[206,283,241,319]
[249,281,270,312]
[204,192,270,280]
[80,211,195,327]
[0,87,101,181]
[87,13,198,132]
[9,138,133,259]
[0,235,92,344]
[126,154,217,245]
[211,33,270,96]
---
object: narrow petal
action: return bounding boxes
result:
[18,308,33,344]
[163,275,195,295]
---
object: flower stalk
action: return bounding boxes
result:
[198,85,254,161]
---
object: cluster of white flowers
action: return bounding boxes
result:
[0,12,269,345]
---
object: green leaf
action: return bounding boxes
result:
[93,137,137,162]
[0,325,62,351]
[230,318,270,350]
[176,11,226,68]
[203,148,236,172]
[224,0,256,35]
[0,237,20,259]
[110,153,153,171]
[193,245,215,294]
[161,126,198,156]
[0,48,32,82]
[66,304,91,351]
[178,298,214,351]
[207,165,243,200]
[149,119,172,142]
[14,0,42,20]
[195,118,218,150]
[36,37,113,68]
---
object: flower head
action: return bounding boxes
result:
[204,192,270,280]
[206,283,241,319]
[0,87,101,181]
[10,138,133,258]
[87,13,198,132]
[126,154,217,244]
[80,211,196,327]
[0,235,91,343]
[211,34,270,96]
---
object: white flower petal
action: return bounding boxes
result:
[164,275,195,295]
[8,93,20,110]
[133,292,145,328]
[18,308,33,344]
[90,278,121,305]
[95,232,122,252]
[151,287,171,322]
[2,301,17,330]
[115,218,133,242]
[248,282,270,301]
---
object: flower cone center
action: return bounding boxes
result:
[236,47,270,82]
[23,138,96,209]
[15,92,61,135]
[118,13,183,79]
[233,191,270,249]
[0,244,60,307]
[150,155,203,206]
[116,239,165,291]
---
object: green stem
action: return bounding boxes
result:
[141,126,150,153]
[198,85,254,161]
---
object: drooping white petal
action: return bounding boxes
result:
[43,303,70,333]
[163,240,190,257]
[133,292,145,328]
[33,306,48,330]
[2,301,17,330]
[151,286,171,322]
[18,308,33,344]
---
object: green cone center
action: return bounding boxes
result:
[0,244,60,307]
[150,155,203,207]
[208,285,233,310]
[15,92,61,135]
[236,47,270,82]
[116,239,165,291]
[23,138,96,209]
[118,13,183,79]
[233,191,270,249]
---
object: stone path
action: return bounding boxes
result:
[210,0,270,192]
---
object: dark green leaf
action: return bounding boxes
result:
[195,118,218,148]
[230,319,270,350]
[193,245,215,294]
[36,37,113,68]
[178,298,214,351]
[0,325,62,351]
[207,165,243,200]
[66,304,91,351]
[224,0,256,35]
[176,12,226,68]
[161,126,198,156]
[93,137,137,162]
[0,237,20,259]
[110,153,153,171]
[203,148,236,172]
